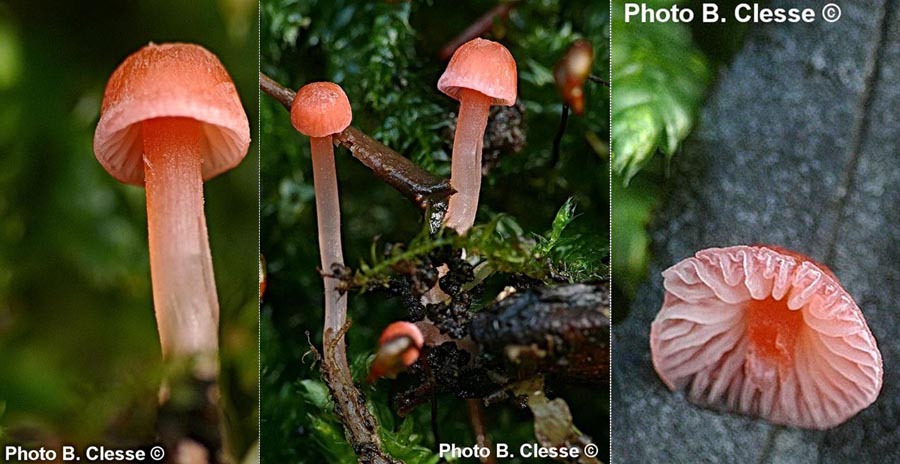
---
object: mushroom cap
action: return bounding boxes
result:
[650,245,883,430]
[377,321,424,370]
[93,43,250,186]
[290,82,352,138]
[438,38,517,106]
[380,321,425,349]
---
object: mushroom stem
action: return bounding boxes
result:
[444,88,493,234]
[309,136,348,358]
[143,117,219,360]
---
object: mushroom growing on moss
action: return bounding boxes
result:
[93,43,249,365]
[438,38,517,234]
[650,245,883,429]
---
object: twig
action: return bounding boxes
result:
[320,321,400,464]
[259,72,296,108]
[396,283,610,415]
[259,72,454,210]
[335,128,454,209]
[439,1,519,61]
[587,75,609,87]
[471,282,611,384]
[550,104,570,167]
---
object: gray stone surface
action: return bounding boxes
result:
[612,1,900,462]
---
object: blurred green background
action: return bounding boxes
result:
[610,0,748,319]
[0,0,258,458]
[260,0,608,462]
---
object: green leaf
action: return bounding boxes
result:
[611,2,711,183]
[298,379,331,410]
[295,373,442,464]
[380,417,441,464]
[539,197,578,254]
[308,414,356,463]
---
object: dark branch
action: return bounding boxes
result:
[395,282,610,415]
[439,1,519,61]
[320,324,400,464]
[335,128,454,210]
[587,75,609,87]
[259,72,454,211]
[259,72,296,109]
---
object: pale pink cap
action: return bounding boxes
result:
[93,43,251,186]
[650,245,882,430]
[290,82,352,138]
[438,38,517,106]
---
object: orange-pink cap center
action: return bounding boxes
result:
[290,82,352,138]
[745,296,804,373]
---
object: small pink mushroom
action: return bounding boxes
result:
[368,321,425,383]
[650,245,883,429]
[438,38,517,234]
[290,82,352,356]
[93,43,249,360]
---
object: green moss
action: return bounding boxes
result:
[261,1,609,461]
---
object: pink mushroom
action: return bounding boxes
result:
[93,43,249,361]
[367,321,425,383]
[289,82,352,357]
[650,245,883,429]
[438,38,517,234]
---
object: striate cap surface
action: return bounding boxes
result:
[438,38,517,106]
[93,42,250,185]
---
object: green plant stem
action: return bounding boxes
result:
[551,104,570,167]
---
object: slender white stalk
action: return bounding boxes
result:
[143,117,219,359]
[444,88,493,234]
[310,136,349,361]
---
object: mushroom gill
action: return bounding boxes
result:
[650,245,883,430]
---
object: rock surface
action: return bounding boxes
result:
[612,1,900,462]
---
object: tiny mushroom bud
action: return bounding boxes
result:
[93,43,249,360]
[368,321,425,383]
[651,245,883,429]
[290,82,352,355]
[553,39,594,116]
[438,38,517,234]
